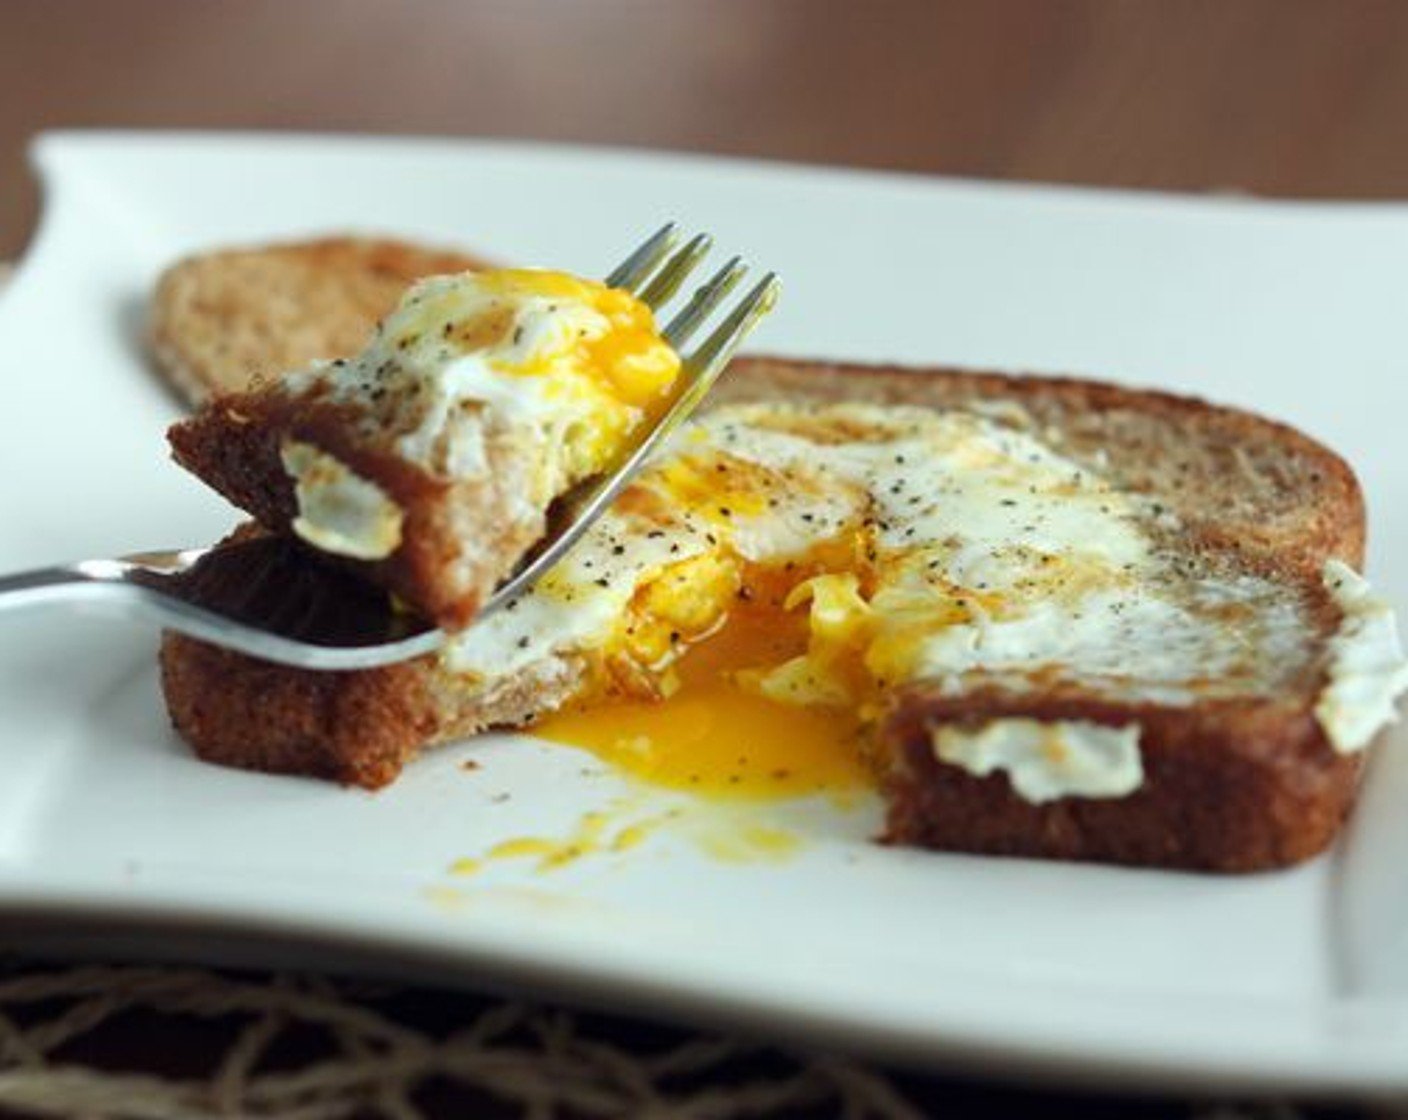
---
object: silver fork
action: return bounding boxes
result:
[0,223,781,670]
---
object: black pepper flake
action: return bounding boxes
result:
[612,544,626,556]
[516,636,530,649]
[513,326,525,345]
[718,506,733,518]
[595,578,610,588]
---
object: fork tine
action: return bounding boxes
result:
[681,272,782,380]
[605,222,679,292]
[638,233,713,309]
[481,267,779,618]
[663,255,747,350]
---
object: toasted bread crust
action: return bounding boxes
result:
[159,357,1375,870]
[160,623,577,786]
[877,688,1363,872]
[148,237,490,406]
[160,635,433,788]
[168,390,543,631]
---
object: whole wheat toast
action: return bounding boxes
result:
[160,355,1390,871]
[149,237,491,406]
[166,263,683,632]
[167,383,553,632]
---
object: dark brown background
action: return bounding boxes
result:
[5,0,1408,260]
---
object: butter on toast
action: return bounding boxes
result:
[160,356,1408,871]
[149,237,490,406]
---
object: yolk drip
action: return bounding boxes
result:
[532,603,873,800]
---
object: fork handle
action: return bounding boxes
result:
[0,563,132,614]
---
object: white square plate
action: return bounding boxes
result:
[3,131,1408,1095]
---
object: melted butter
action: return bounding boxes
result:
[533,603,872,800]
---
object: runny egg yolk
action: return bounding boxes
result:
[452,268,680,413]
[531,597,873,800]
[528,452,883,801]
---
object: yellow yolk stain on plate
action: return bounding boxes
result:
[452,805,683,875]
[532,605,873,801]
[440,797,816,883]
[694,822,803,864]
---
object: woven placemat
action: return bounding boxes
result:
[0,956,1385,1120]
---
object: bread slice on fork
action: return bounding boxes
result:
[167,264,684,631]
[160,355,1408,871]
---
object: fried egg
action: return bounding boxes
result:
[440,399,1404,802]
[280,268,680,557]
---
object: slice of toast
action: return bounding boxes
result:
[159,356,1407,871]
[149,236,491,406]
[167,268,682,630]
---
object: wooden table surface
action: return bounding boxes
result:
[5,0,1408,259]
[3,2,1408,1116]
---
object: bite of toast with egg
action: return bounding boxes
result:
[168,268,682,630]
[161,290,1408,870]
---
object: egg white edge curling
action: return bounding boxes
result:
[931,718,1144,804]
[279,439,404,561]
[1315,558,1408,753]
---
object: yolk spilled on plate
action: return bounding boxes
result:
[531,603,873,800]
